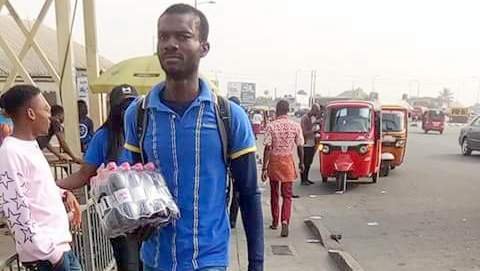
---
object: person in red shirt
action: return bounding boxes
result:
[261,100,304,237]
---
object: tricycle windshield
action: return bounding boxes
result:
[382,110,405,132]
[325,106,371,133]
[426,110,445,120]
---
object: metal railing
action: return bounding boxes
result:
[0,163,115,271]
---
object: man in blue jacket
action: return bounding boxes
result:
[121,4,264,271]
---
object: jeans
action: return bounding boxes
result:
[24,251,82,271]
[144,266,226,271]
[110,235,142,271]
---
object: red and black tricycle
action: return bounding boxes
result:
[318,100,382,193]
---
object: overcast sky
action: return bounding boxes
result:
[4,0,480,105]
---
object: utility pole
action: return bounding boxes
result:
[310,70,317,106]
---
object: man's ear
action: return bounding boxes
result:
[27,108,36,121]
[200,41,210,58]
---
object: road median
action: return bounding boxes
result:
[305,218,365,271]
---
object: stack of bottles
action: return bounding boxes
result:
[90,162,180,238]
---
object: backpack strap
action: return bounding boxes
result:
[215,95,231,167]
[135,93,151,163]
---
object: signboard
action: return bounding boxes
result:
[76,70,89,104]
[240,82,256,104]
[228,81,256,104]
[227,82,241,99]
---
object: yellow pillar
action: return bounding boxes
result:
[83,0,103,128]
[55,0,81,155]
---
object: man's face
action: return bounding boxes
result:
[157,13,209,80]
[27,94,51,137]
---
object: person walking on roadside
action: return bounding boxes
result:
[120,4,264,271]
[300,103,321,185]
[57,85,141,271]
[262,100,304,237]
[0,85,82,271]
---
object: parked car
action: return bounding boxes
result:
[458,116,480,155]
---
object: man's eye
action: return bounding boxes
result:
[158,34,168,41]
[179,35,190,41]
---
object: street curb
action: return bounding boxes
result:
[304,219,365,271]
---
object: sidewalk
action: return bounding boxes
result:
[229,185,338,271]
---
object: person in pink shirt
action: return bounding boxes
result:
[261,100,304,237]
[0,85,82,271]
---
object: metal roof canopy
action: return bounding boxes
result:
[0,0,103,156]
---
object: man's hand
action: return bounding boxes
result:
[72,157,84,164]
[57,153,69,162]
[64,191,81,228]
[261,169,268,182]
[132,224,157,242]
[298,163,305,174]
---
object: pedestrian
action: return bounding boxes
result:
[252,110,264,139]
[0,84,82,271]
[36,105,83,164]
[120,4,264,271]
[262,100,304,237]
[77,100,94,153]
[300,103,321,185]
[57,85,141,271]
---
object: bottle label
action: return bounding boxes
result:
[114,188,133,204]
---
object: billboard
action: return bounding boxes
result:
[228,81,256,104]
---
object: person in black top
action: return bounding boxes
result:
[77,100,94,153]
[36,105,83,164]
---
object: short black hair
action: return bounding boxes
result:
[160,4,209,41]
[51,105,64,116]
[0,84,41,116]
[77,100,87,108]
[276,100,290,116]
[228,96,241,105]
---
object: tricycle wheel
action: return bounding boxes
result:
[440,130,443,135]
[424,129,428,134]
[380,161,391,177]
[336,172,347,193]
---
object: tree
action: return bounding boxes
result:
[438,88,454,107]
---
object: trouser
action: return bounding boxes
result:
[269,180,293,226]
[23,251,81,271]
[302,146,316,182]
[110,235,143,271]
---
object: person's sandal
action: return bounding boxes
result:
[269,225,278,230]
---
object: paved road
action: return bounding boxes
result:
[292,125,480,271]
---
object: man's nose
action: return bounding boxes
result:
[161,37,179,51]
